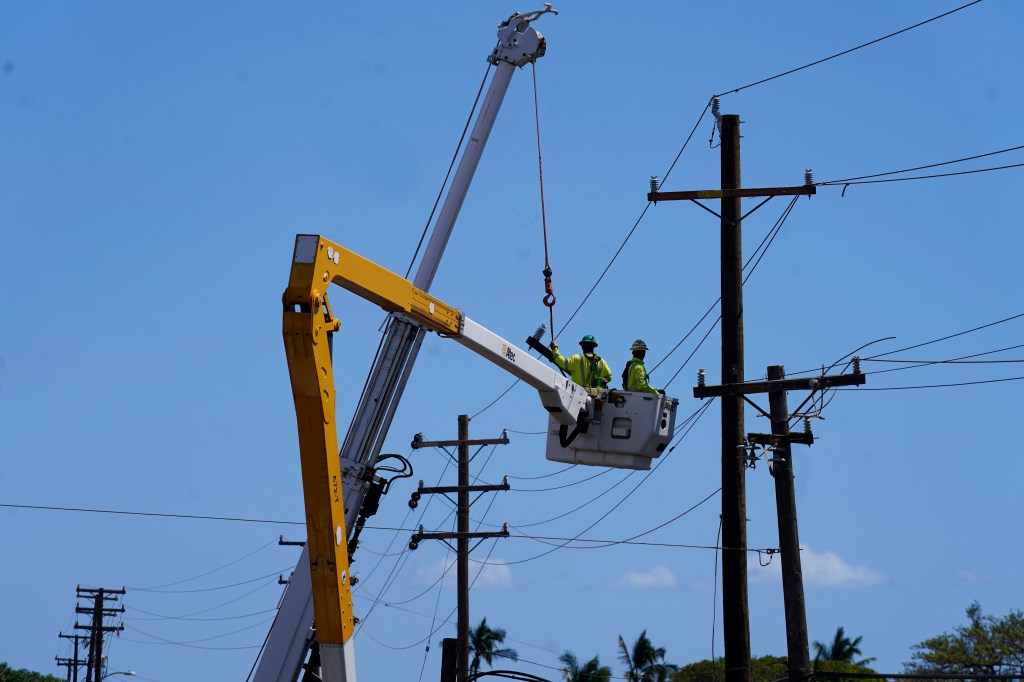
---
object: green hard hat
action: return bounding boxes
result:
[579,334,598,346]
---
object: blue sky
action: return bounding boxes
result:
[2,2,1023,681]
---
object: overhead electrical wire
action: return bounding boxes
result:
[128,568,294,594]
[133,537,278,590]
[507,467,613,493]
[470,100,712,419]
[130,577,280,620]
[716,0,984,97]
[558,99,712,335]
[819,143,1024,185]
[124,623,268,651]
[509,487,723,552]
[357,536,501,651]
[127,605,278,623]
[822,161,1024,189]
[404,61,494,279]
[460,406,720,535]
[417,515,454,682]
[839,375,1024,391]
[481,400,714,567]
[661,195,801,390]
[866,312,1024,360]
[357,436,503,621]
[0,502,304,525]
[866,352,1024,366]
[365,443,504,611]
[354,458,454,631]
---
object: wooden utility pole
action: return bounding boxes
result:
[648,114,817,682]
[74,587,125,682]
[720,113,751,682]
[697,366,866,682]
[457,414,471,682]
[58,632,84,682]
[766,365,811,682]
[440,637,458,682]
[409,420,510,682]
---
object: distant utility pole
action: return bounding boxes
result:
[649,111,815,682]
[74,586,125,682]
[57,632,85,682]
[410,416,510,682]
[696,363,865,682]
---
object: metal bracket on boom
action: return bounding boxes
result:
[490,5,556,67]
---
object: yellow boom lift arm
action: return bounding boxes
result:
[281,233,677,676]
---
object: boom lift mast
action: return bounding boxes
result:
[254,9,556,682]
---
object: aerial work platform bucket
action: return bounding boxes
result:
[545,390,679,470]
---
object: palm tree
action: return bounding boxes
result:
[812,626,876,667]
[617,631,678,682]
[559,651,612,682]
[468,618,519,676]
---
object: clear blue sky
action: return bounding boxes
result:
[2,2,1022,681]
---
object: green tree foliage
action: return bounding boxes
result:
[905,602,1024,678]
[468,617,519,676]
[617,631,678,682]
[813,626,876,667]
[559,651,612,682]
[0,663,64,682]
[671,655,786,682]
[671,655,879,682]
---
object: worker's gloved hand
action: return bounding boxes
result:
[549,341,558,350]
[658,389,666,395]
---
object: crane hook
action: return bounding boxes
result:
[542,266,556,307]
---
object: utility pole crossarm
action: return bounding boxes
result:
[419,482,510,495]
[694,372,865,398]
[747,431,814,447]
[412,528,510,542]
[649,185,815,202]
[411,435,510,449]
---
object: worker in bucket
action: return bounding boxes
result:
[549,334,612,389]
[622,339,664,394]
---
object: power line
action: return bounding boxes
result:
[859,344,1024,378]
[867,356,1024,365]
[123,626,264,651]
[866,312,1024,359]
[819,143,1024,185]
[821,161,1024,189]
[786,315,1024,382]
[0,502,304,525]
[556,100,711,338]
[358,439,505,616]
[839,374,1024,391]
[126,605,278,622]
[661,196,800,389]
[716,0,985,96]
[471,101,712,419]
[133,537,278,590]
[404,61,493,279]
[482,402,714,567]
[510,467,613,492]
[128,568,294,594]
[129,578,280,619]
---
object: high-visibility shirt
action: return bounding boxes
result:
[623,358,659,394]
[552,348,612,389]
